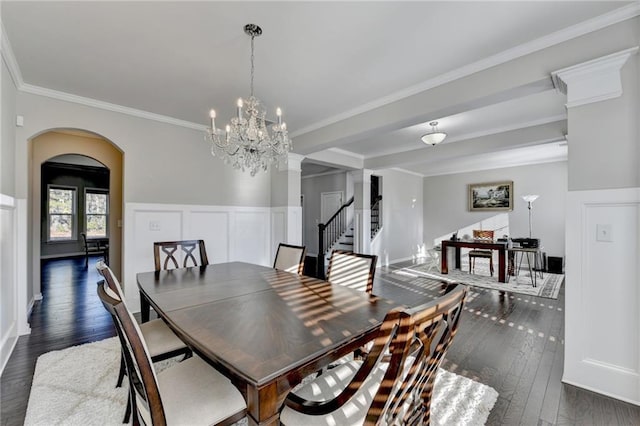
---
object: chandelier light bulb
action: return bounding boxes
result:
[209,109,216,130]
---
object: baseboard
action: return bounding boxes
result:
[0,323,18,377]
[378,255,415,267]
[562,378,640,407]
[40,252,86,260]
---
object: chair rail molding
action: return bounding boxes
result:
[551,46,639,108]
[564,187,640,405]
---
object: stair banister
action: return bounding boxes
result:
[317,196,354,279]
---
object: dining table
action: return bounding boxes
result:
[137,261,398,425]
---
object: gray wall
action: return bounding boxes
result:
[568,54,639,191]
[1,58,16,196]
[301,171,347,255]
[15,92,272,206]
[423,161,567,258]
[371,169,424,265]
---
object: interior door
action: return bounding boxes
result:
[321,191,343,223]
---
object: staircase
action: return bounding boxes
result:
[321,224,354,274]
[317,197,354,278]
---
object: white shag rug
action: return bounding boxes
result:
[25,338,498,425]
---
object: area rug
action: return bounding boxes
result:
[25,338,498,426]
[399,262,564,299]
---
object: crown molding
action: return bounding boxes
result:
[290,2,640,139]
[20,84,207,131]
[551,46,638,108]
[0,21,24,88]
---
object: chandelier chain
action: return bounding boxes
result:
[250,35,255,98]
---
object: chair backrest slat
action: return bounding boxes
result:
[473,229,494,242]
[153,240,209,271]
[366,284,467,425]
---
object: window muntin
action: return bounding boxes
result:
[86,190,108,238]
[48,186,76,240]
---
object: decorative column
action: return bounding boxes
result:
[350,169,372,254]
[553,47,640,405]
[270,153,304,259]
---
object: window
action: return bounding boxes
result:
[86,190,109,238]
[48,186,76,240]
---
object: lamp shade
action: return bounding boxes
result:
[421,121,447,145]
[522,194,539,203]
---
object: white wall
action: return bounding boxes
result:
[370,169,424,266]
[423,161,567,258]
[565,188,640,405]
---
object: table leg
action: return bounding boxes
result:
[454,247,461,270]
[498,249,506,283]
[140,291,150,323]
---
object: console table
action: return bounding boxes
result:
[441,240,508,283]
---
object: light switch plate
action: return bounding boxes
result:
[596,224,613,242]
[149,220,161,231]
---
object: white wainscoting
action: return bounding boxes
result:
[564,187,640,405]
[124,202,290,311]
[271,206,303,260]
[0,194,17,374]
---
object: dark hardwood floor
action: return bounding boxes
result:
[0,256,116,426]
[2,257,639,425]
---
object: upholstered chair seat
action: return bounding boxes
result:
[136,355,247,426]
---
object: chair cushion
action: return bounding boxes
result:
[468,250,492,257]
[138,356,246,425]
[280,360,385,426]
[140,319,188,357]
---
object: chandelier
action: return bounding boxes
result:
[421,121,447,145]
[205,24,292,176]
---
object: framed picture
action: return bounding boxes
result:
[469,181,513,211]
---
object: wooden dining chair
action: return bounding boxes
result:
[281,284,467,426]
[140,240,210,322]
[81,232,108,267]
[273,243,306,275]
[469,229,495,276]
[326,250,378,294]
[96,261,192,418]
[97,282,247,426]
[153,239,209,271]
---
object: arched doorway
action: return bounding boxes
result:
[30,129,123,299]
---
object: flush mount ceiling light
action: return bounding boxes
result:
[205,24,292,176]
[421,121,447,146]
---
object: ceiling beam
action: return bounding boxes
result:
[292,18,636,155]
[365,120,566,170]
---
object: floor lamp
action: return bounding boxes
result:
[522,195,539,238]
